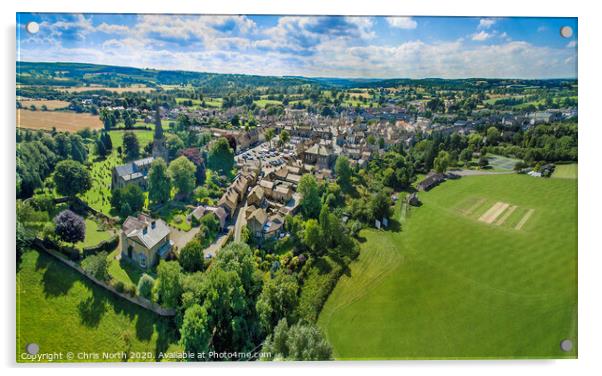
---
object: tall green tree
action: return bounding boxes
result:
[207,137,234,174]
[256,271,299,334]
[156,260,182,309]
[298,174,321,219]
[334,156,352,192]
[53,160,91,197]
[168,156,196,197]
[148,158,171,204]
[122,131,140,160]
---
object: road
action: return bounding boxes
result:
[234,200,248,242]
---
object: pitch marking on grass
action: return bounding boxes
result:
[515,209,535,230]
[479,202,510,224]
[495,205,517,226]
[463,198,486,215]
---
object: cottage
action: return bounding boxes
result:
[247,185,265,207]
[121,214,173,270]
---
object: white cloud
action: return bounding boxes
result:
[386,17,417,30]
[97,23,129,35]
[472,31,491,41]
[566,40,577,48]
[18,15,577,79]
[478,19,496,29]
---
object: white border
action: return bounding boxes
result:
[2,1,600,375]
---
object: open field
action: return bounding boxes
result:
[318,174,577,359]
[17,109,103,132]
[19,99,70,110]
[17,250,179,362]
[58,85,155,93]
[552,164,578,179]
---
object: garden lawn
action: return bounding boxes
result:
[17,250,179,362]
[107,249,148,290]
[75,218,113,248]
[318,174,577,359]
[552,163,578,179]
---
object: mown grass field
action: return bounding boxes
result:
[319,174,577,359]
[17,250,179,362]
[552,164,578,179]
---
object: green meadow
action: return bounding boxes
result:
[17,250,179,362]
[319,174,577,359]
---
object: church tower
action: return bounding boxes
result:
[152,105,169,163]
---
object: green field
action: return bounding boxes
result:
[552,164,578,179]
[17,250,178,362]
[319,174,577,359]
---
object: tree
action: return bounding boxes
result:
[179,239,205,273]
[169,156,196,197]
[148,158,171,204]
[180,304,212,354]
[261,319,332,361]
[303,219,322,256]
[123,132,140,160]
[207,137,234,174]
[70,134,88,163]
[53,160,91,196]
[298,174,321,219]
[136,273,155,299]
[95,138,107,158]
[265,128,275,147]
[278,129,290,148]
[123,112,136,129]
[54,210,86,244]
[256,271,299,333]
[112,184,145,214]
[460,148,472,166]
[81,252,109,281]
[370,190,391,222]
[334,156,352,191]
[433,150,450,173]
[486,126,501,146]
[156,260,182,309]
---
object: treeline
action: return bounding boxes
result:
[16,128,100,198]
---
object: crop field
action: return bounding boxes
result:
[17,250,179,362]
[19,99,70,110]
[318,174,577,359]
[17,109,103,132]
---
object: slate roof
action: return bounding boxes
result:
[123,215,170,250]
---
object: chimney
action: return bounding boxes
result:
[142,226,148,235]
[151,221,156,229]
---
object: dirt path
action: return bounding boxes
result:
[496,205,517,225]
[479,202,509,224]
[515,209,535,230]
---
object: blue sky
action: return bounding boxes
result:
[16,14,578,79]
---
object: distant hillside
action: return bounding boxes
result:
[17,61,577,94]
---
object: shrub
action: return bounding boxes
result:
[81,251,110,281]
[114,280,126,293]
[137,273,156,299]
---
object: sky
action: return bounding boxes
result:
[16,14,578,79]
